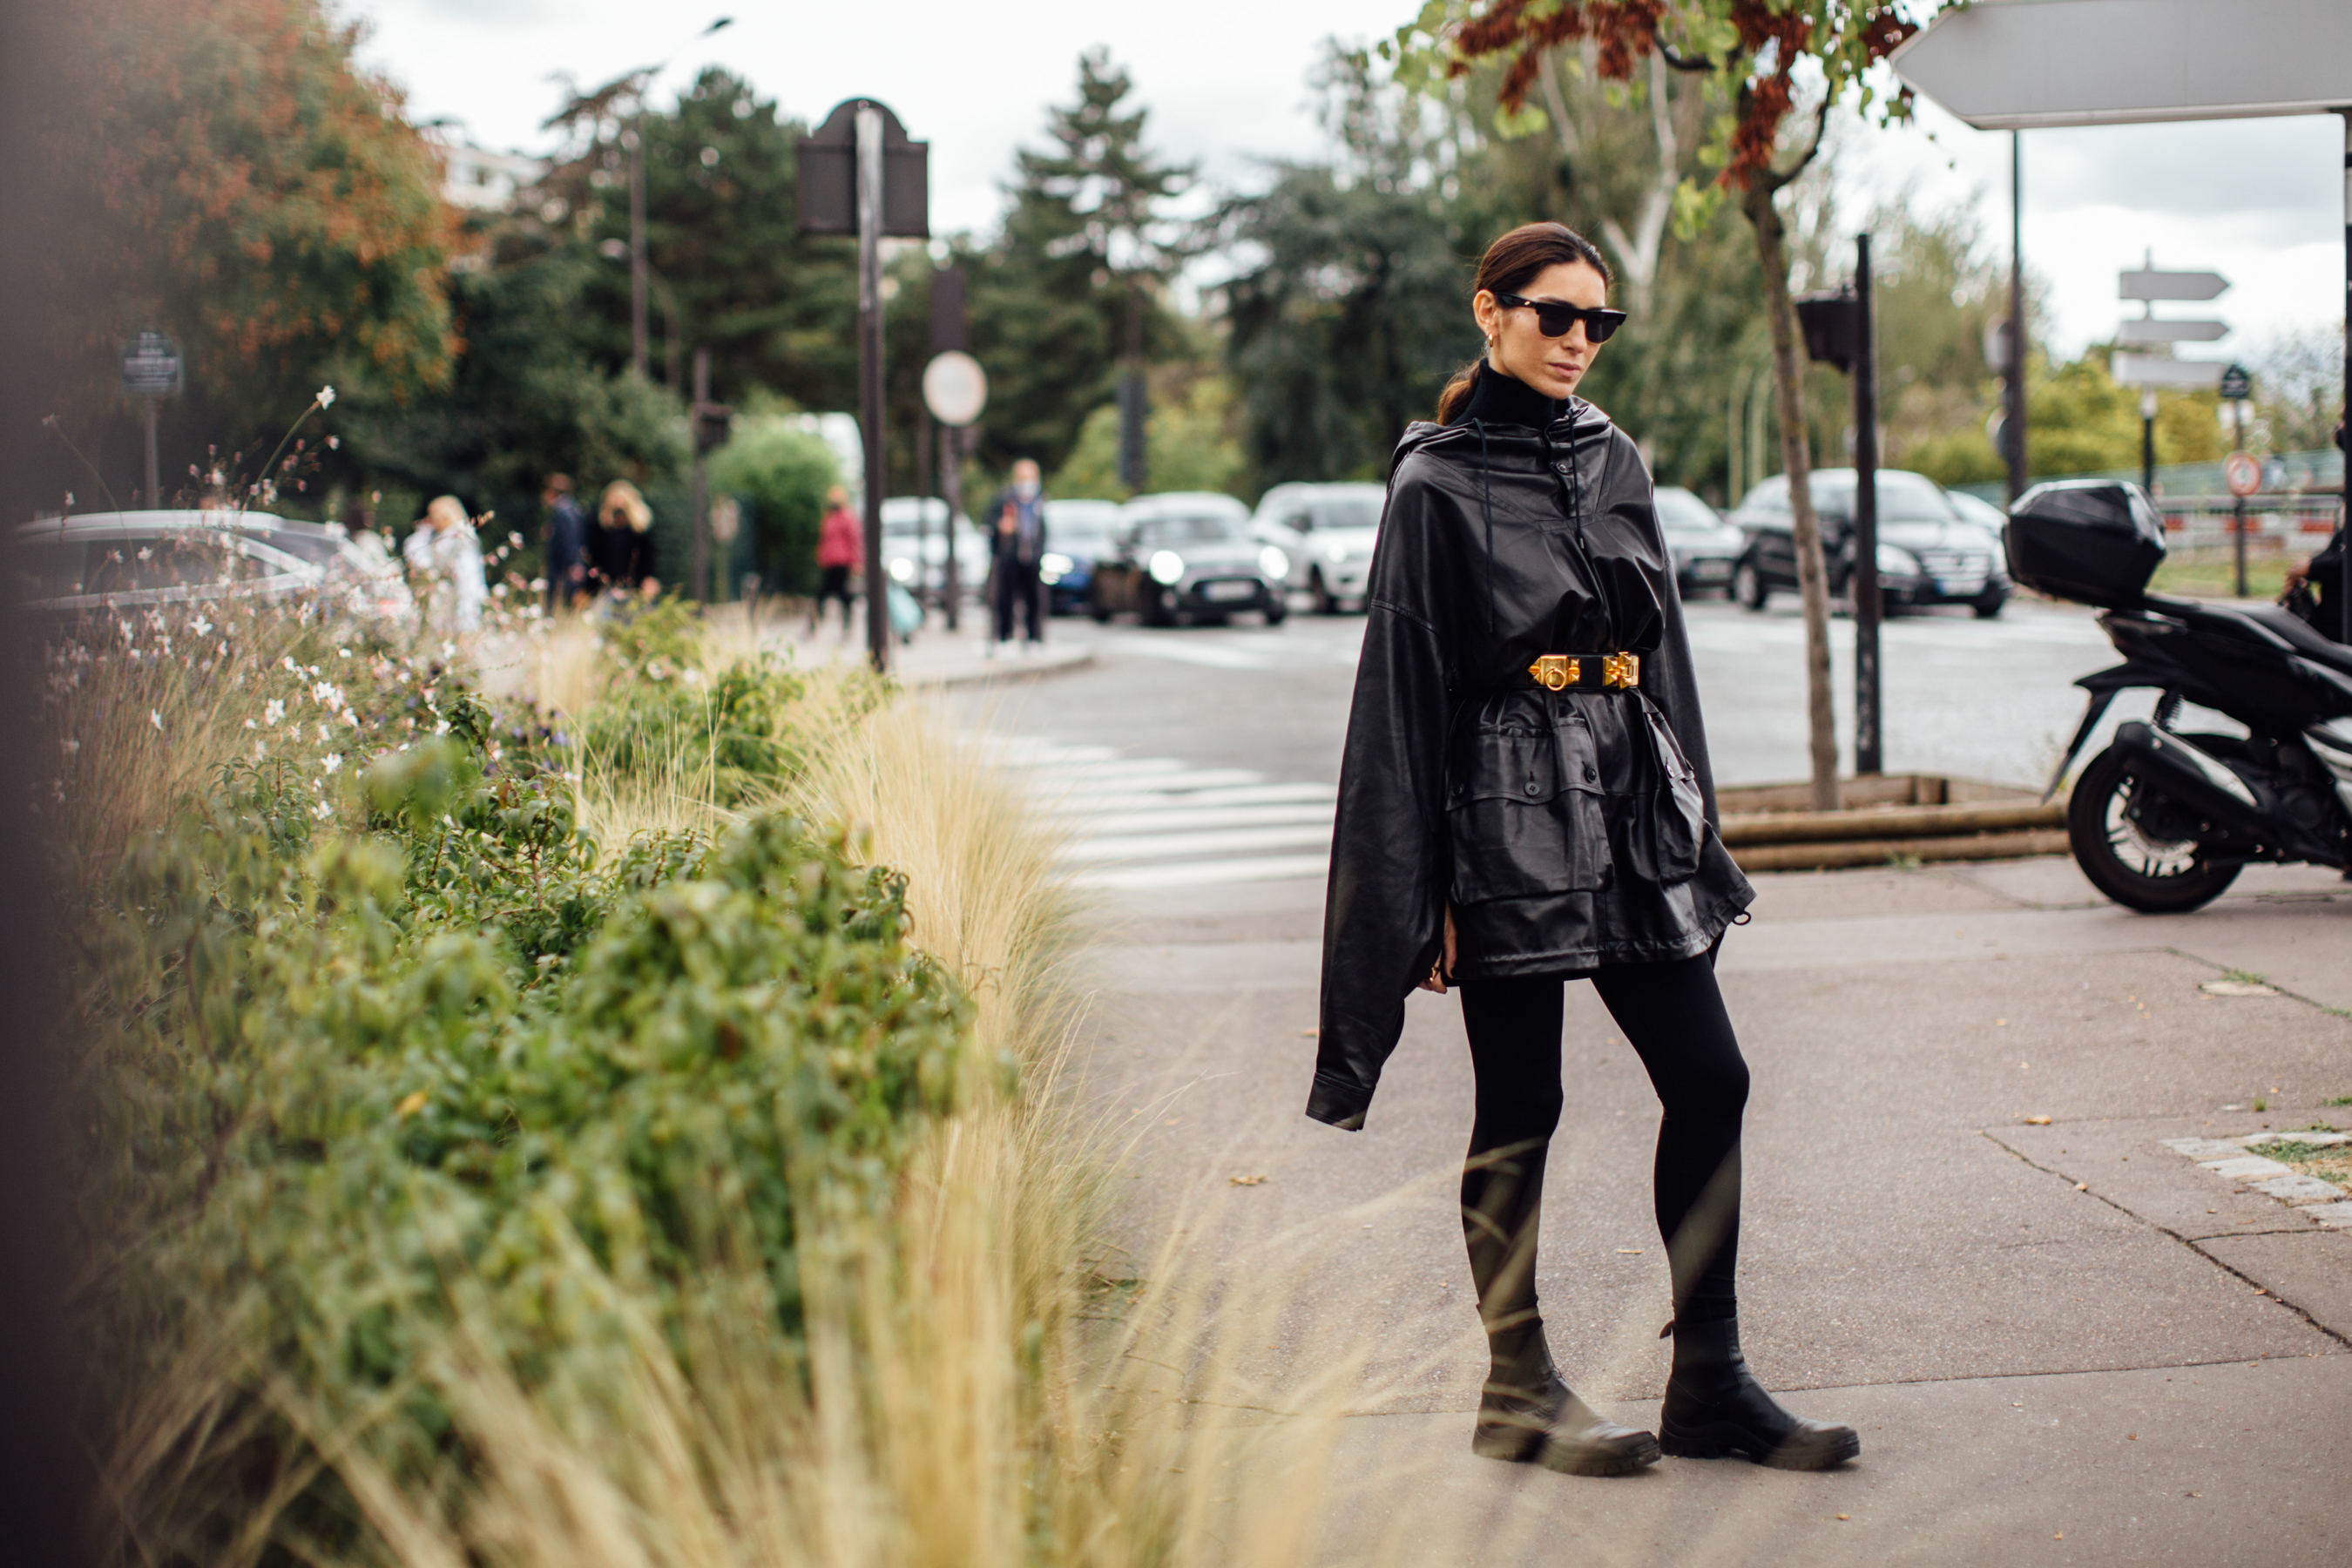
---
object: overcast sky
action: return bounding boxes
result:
[353,0,2345,372]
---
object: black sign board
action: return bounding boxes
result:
[120,329,182,396]
[2218,362,2253,402]
[795,99,929,238]
[1794,290,1861,372]
[930,265,967,353]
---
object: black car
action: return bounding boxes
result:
[1727,468,2011,618]
[1088,493,1289,626]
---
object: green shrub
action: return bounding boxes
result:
[707,415,842,596]
[89,674,966,1558]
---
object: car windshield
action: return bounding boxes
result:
[1653,488,1721,532]
[1304,497,1382,531]
[1810,472,1954,524]
[1137,514,1242,545]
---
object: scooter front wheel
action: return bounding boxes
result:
[2065,743,2242,914]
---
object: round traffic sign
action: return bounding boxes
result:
[2222,450,2261,499]
[922,350,987,427]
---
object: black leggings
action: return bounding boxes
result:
[1458,956,1749,1376]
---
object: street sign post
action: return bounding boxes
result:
[2219,363,2254,403]
[2119,269,2227,303]
[928,266,970,628]
[119,330,181,508]
[1891,0,2352,605]
[799,100,929,672]
[1794,236,1885,776]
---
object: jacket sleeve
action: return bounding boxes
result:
[1308,467,1456,1130]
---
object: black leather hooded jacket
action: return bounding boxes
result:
[1307,368,1754,1131]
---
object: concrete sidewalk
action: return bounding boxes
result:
[1071,854,2352,1565]
[767,612,1093,689]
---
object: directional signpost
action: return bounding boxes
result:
[119,330,180,509]
[1890,0,2352,602]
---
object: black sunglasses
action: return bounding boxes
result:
[1493,291,1627,344]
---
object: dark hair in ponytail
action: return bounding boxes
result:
[1435,222,1615,424]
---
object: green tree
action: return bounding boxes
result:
[965,51,1194,477]
[706,409,842,594]
[1053,375,1247,500]
[42,0,456,506]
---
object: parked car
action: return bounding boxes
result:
[1655,484,1743,598]
[1089,491,1288,626]
[1727,468,2011,618]
[877,497,981,602]
[1038,497,1125,615]
[12,510,415,628]
[1943,486,2011,545]
[1250,481,1384,612]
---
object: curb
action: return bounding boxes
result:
[900,648,1098,690]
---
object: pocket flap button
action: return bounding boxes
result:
[1524,780,1539,796]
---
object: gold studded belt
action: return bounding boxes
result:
[1522,652,1641,692]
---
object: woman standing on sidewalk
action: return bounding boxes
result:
[1311,222,1857,1477]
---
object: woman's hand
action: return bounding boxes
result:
[1418,905,1459,993]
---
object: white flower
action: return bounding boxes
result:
[282,657,298,672]
[136,546,153,562]
[316,385,335,409]
[316,722,332,744]
[337,647,351,658]
[148,709,161,732]
[264,699,285,726]
[244,718,256,730]
[311,800,335,821]
[191,612,213,636]
[321,754,342,775]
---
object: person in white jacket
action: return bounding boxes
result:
[403,495,486,634]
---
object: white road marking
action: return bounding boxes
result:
[1062,822,1339,863]
[1075,853,1332,890]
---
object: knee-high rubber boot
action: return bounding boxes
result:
[1659,1318,1859,1470]
[1471,1333,1662,1477]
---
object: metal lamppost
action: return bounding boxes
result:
[120,331,180,508]
[798,98,929,672]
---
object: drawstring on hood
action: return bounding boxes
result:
[1456,362,1559,638]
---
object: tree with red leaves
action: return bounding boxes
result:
[1395,1,1952,809]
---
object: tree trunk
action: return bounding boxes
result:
[1742,179,1841,811]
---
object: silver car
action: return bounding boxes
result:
[1655,485,1744,598]
[1250,481,1385,613]
[12,510,415,627]
[878,497,982,601]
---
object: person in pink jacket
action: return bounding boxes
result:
[811,485,862,639]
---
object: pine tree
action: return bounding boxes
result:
[968,50,1193,478]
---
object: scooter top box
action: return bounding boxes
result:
[2002,480,2166,610]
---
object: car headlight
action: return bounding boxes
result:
[1147,550,1186,585]
[888,557,916,583]
[1876,544,1922,576]
[1041,551,1072,575]
[1259,544,1290,579]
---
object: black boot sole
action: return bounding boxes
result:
[1659,1419,1860,1470]
[1472,1423,1661,1475]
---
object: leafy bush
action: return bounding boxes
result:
[87,659,966,1560]
[707,415,842,596]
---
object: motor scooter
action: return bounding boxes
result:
[2011,481,2352,912]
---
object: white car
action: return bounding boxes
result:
[877,497,981,601]
[13,510,415,628]
[1250,481,1385,613]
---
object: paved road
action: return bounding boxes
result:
[942,600,2352,1566]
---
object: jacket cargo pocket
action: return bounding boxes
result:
[1446,717,1610,903]
[1623,700,1705,883]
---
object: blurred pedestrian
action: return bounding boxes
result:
[811,484,861,639]
[1313,221,1855,1477]
[542,473,590,612]
[402,494,486,635]
[595,480,659,601]
[987,458,1048,657]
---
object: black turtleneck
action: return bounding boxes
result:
[1456,361,1559,429]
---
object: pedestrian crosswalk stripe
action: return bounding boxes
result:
[985,737,1337,889]
[1076,852,1331,891]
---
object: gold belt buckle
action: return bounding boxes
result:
[1602,652,1640,690]
[1528,654,1578,691]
